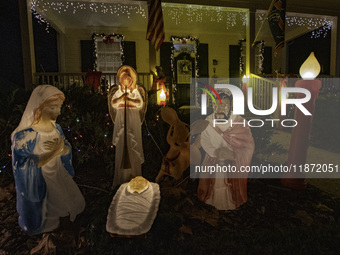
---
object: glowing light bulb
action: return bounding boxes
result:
[160,89,166,100]
[299,52,321,80]
[242,75,249,83]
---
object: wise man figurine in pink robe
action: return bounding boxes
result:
[197,90,255,210]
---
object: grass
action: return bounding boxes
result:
[310,94,340,153]
[308,179,340,198]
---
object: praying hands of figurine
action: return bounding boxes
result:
[38,137,69,168]
[112,92,142,108]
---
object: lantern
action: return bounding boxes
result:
[159,88,166,106]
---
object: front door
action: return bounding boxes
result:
[174,52,195,106]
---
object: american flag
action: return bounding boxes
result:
[146,0,165,51]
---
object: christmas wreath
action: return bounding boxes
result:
[178,60,192,75]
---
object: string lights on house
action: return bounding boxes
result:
[31,5,50,32]
[257,13,333,38]
[31,0,147,32]
[163,3,247,29]
[31,1,333,39]
[32,1,247,30]
[31,0,146,17]
[286,16,333,38]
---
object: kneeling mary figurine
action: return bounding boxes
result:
[11,85,85,235]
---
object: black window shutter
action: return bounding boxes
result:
[160,42,172,77]
[263,46,272,74]
[123,41,136,70]
[80,40,95,72]
[198,43,209,78]
[229,45,241,78]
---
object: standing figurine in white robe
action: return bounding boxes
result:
[108,66,147,187]
[11,85,85,235]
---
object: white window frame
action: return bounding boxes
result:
[93,33,124,73]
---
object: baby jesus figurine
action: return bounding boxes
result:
[108,65,147,187]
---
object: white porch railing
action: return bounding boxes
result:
[248,74,279,111]
[34,72,153,91]
[34,73,86,89]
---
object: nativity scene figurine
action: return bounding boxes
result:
[11,85,85,235]
[197,90,255,210]
[108,65,147,187]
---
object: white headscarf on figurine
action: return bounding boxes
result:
[11,84,85,235]
[11,85,65,141]
[213,88,233,115]
[210,88,237,131]
[200,88,238,158]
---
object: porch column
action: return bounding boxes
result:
[246,8,256,76]
[18,0,35,90]
[336,16,340,77]
[58,33,66,72]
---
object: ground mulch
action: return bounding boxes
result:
[1,169,340,255]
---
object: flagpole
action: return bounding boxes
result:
[252,0,276,47]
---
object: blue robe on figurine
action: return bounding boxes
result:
[11,85,85,235]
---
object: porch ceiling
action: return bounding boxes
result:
[31,0,148,32]
[31,0,248,34]
[31,0,337,36]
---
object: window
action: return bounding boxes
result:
[93,33,124,73]
[81,39,136,73]
[173,43,195,53]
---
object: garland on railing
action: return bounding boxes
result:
[238,39,265,75]
[238,39,246,76]
[170,36,200,102]
[92,33,125,71]
[254,40,265,74]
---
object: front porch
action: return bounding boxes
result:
[34,71,153,91]
[1,1,340,254]
[17,0,339,95]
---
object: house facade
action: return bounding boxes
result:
[18,0,340,105]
